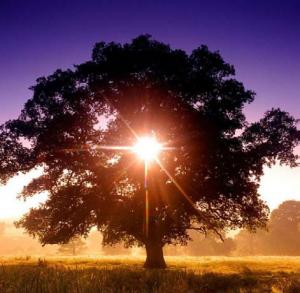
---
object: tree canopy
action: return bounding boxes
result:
[1,35,299,267]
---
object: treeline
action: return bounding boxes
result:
[234,200,300,255]
[0,200,299,256]
[185,200,300,256]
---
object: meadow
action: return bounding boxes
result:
[0,256,299,292]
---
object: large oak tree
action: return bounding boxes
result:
[0,35,299,268]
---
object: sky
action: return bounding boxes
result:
[0,0,299,219]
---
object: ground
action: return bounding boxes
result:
[0,256,299,292]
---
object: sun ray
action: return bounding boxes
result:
[60,134,178,240]
[109,157,139,189]
[61,145,134,154]
[144,160,149,238]
[155,158,202,217]
[94,145,133,151]
[103,96,140,140]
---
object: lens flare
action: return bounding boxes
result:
[133,136,162,161]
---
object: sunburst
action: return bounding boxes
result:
[63,133,201,238]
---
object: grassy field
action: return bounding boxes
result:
[0,256,299,292]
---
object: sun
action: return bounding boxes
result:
[133,136,162,161]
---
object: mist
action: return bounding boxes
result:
[1,200,299,257]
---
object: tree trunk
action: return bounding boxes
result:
[144,243,166,269]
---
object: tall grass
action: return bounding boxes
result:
[0,256,299,292]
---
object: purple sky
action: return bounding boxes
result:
[0,0,299,124]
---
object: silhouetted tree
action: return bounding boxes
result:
[0,35,299,268]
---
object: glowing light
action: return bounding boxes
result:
[133,136,162,162]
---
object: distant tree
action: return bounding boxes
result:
[86,230,103,255]
[102,242,132,256]
[1,35,299,268]
[58,237,87,256]
[266,200,300,255]
[185,231,236,256]
[0,222,5,236]
[165,231,236,256]
[87,231,133,255]
[233,229,264,255]
[235,200,300,255]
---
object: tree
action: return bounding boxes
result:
[0,35,299,268]
[185,231,236,256]
[233,229,265,255]
[165,230,236,256]
[58,236,87,256]
[235,200,300,255]
[86,230,103,255]
[0,222,5,236]
[267,200,300,255]
[102,242,132,256]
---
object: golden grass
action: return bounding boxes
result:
[3,255,300,273]
[0,256,299,292]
